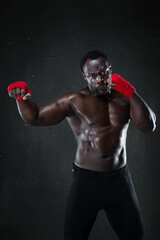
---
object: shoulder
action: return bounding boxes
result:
[54,89,88,117]
[57,88,88,104]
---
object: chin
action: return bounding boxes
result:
[97,87,111,96]
[97,91,106,96]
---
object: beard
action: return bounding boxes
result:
[96,86,111,95]
[89,84,111,96]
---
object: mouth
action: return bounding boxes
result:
[96,85,112,95]
[96,87,108,96]
[97,86,108,92]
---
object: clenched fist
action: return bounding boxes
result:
[8,82,32,101]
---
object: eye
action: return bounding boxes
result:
[91,74,96,78]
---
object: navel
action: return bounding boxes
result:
[90,121,95,127]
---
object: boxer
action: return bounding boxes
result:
[8,50,156,240]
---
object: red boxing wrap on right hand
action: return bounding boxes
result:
[8,82,32,102]
[111,74,135,99]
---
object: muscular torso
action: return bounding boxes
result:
[67,88,130,172]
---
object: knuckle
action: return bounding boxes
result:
[21,89,26,95]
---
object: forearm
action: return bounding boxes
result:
[129,92,156,132]
[16,99,40,125]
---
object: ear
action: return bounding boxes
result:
[110,66,112,75]
[82,72,87,80]
[107,64,112,74]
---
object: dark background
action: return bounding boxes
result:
[1,0,160,239]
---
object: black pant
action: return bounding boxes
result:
[63,164,144,240]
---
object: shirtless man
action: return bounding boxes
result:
[8,50,156,240]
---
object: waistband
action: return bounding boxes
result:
[72,163,128,178]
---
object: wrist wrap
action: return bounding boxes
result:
[111,74,135,99]
[8,82,32,102]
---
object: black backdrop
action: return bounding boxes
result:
[1,0,160,239]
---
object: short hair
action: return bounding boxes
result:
[80,50,108,72]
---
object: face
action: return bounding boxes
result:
[83,57,112,96]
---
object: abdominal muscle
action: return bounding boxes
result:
[74,125,128,172]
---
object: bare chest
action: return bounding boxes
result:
[71,94,130,128]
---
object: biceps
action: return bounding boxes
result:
[37,102,70,126]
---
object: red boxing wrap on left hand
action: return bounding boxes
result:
[8,82,32,102]
[111,74,135,99]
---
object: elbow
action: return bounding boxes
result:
[23,112,40,126]
[28,121,38,126]
[148,112,156,133]
[148,120,156,133]
[142,111,156,133]
[144,126,156,133]
[139,120,156,133]
[21,115,39,126]
[23,119,38,126]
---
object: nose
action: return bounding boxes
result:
[95,75,104,86]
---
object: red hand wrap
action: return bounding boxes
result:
[8,82,32,102]
[111,74,135,99]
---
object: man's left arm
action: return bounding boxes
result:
[110,74,156,133]
[129,92,156,133]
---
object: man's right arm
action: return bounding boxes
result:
[8,86,73,126]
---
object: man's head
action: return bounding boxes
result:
[80,50,112,96]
